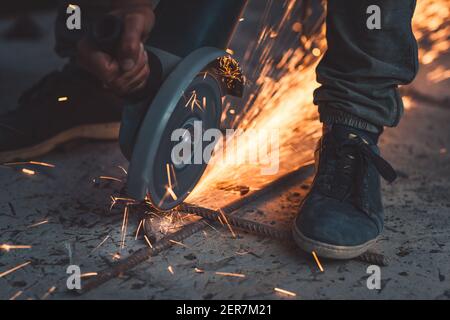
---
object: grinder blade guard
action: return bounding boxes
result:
[91,0,247,210]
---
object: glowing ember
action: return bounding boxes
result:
[0,261,31,278]
[144,235,153,248]
[58,96,68,102]
[4,161,55,168]
[168,265,175,275]
[120,206,129,249]
[9,291,23,300]
[41,286,56,300]
[274,287,297,297]
[195,268,205,273]
[98,176,122,183]
[27,220,49,228]
[215,272,246,278]
[169,239,189,248]
[21,168,36,176]
[135,219,144,240]
[80,272,98,278]
[110,252,121,261]
[219,209,237,238]
[0,244,32,252]
[185,90,203,112]
[312,251,324,272]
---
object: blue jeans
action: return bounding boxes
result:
[314,0,418,132]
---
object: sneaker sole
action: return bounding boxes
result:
[292,222,377,260]
[0,122,120,163]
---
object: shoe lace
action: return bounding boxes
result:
[326,134,397,203]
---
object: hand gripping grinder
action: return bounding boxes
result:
[90,0,248,210]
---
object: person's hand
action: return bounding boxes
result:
[76,0,155,96]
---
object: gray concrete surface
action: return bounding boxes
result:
[0,8,449,300]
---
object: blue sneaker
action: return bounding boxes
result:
[292,124,397,259]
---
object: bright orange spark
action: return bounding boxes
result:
[169,239,189,248]
[120,206,129,249]
[215,272,246,278]
[219,209,237,238]
[41,286,56,300]
[0,244,32,252]
[312,251,324,272]
[168,265,175,275]
[80,272,98,278]
[135,219,144,240]
[9,291,23,300]
[167,187,178,201]
[98,176,122,183]
[144,235,153,248]
[274,287,297,297]
[27,220,49,228]
[21,168,35,175]
[4,161,55,168]
[0,261,31,278]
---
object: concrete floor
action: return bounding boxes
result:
[0,8,449,300]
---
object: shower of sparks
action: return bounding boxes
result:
[120,206,129,249]
[188,1,325,208]
[9,291,23,300]
[4,161,55,168]
[41,286,56,300]
[144,235,153,248]
[168,265,175,275]
[312,251,324,272]
[27,220,49,228]
[0,261,31,278]
[274,287,297,297]
[188,0,449,210]
[215,272,246,278]
[21,168,35,176]
[91,235,110,253]
[0,244,32,252]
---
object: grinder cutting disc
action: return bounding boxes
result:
[126,47,227,210]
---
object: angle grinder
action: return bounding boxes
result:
[90,0,247,210]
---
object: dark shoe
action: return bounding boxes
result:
[292,124,397,259]
[0,63,123,163]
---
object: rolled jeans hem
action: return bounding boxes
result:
[319,107,382,133]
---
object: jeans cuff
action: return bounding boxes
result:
[319,107,382,134]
